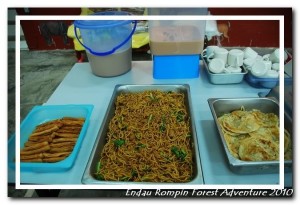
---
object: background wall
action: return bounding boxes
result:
[208,8,292,48]
[15,8,81,50]
[14,7,292,50]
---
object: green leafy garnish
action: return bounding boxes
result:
[149,92,154,99]
[96,162,102,173]
[120,176,130,181]
[171,146,187,161]
[159,124,166,132]
[176,111,185,122]
[142,165,151,172]
[113,139,125,148]
[131,169,138,178]
[95,173,104,180]
[159,116,166,132]
[147,114,153,127]
[148,92,159,103]
[135,142,146,150]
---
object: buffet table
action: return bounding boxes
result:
[9,61,292,186]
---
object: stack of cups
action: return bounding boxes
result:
[243,47,281,78]
[202,46,243,74]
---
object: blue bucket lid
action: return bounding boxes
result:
[74,11,132,29]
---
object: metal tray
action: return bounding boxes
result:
[82,84,203,184]
[202,57,248,84]
[208,97,292,174]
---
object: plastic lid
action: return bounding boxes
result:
[74,11,132,29]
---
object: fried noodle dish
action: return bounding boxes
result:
[95,90,194,182]
[218,107,292,161]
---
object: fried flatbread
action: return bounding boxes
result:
[251,110,279,127]
[217,108,292,161]
[238,137,279,161]
[222,112,260,134]
[224,133,250,159]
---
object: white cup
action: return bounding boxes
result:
[243,58,256,70]
[202,45,219,58]
[269,49,280,63]
[227,49,244,67]
[272,63,280,71]
[262,54,270,61]
[207,48,229,65]
[256,55,263,61]
[263,60,272,71]
[208,58,226,74]
[251,60,268,77]
[243,47,258,59]
[226,65,242,73]
[264,70,279,78]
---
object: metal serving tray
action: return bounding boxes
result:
[202,58,248,84]
[82,84,203,184]
[208,97,292,174]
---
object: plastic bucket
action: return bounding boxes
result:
[74,11,137,77]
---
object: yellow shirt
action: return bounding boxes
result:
[67,24,85,51]
[67,8,94,51]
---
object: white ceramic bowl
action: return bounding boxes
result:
[264,70,279,78]
[250,61,268,77]
[208,58,225,74]
[272,63,280,71]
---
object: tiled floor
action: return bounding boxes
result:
[8,48,151,197]
[8,49,77,197]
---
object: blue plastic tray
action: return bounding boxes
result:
[8,104,94,172]
[245,73,293,89]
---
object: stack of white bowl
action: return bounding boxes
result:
[242,47,287,78]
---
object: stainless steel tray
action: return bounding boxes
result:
[82,84,203,184]
[208,97,292,174]
[202,57,248,85]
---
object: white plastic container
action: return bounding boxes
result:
[148,8,208,55]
